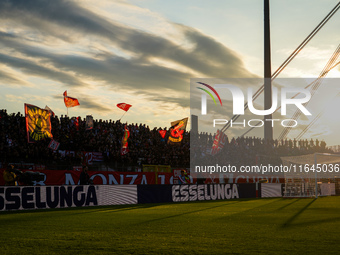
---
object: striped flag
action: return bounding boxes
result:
[45,105,55,117]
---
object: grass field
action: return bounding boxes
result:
[1,197,340,254]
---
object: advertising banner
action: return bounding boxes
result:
[0,169,173,185]
[137,185,172,204]
[0,185,137,211]
[261,183,283,198]
[171,184,256,202]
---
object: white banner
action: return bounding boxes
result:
[261,183,282,198]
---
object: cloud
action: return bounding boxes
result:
[0,0,257,111]
[0,52,88,87]
[175,24,256,78]
[53,94,112,113]
[0,69,30,87]
[77,97,112,112]
[5,94,26,102]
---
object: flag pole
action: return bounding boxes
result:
[119,111,127,121]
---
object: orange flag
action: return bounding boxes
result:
[63,91,80,108]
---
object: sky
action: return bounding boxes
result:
[1,0,340,145]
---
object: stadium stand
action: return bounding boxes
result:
[0,109,334,172]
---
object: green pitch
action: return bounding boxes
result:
[1,197,340,254]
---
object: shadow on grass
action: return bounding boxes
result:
[276,198,301,211]
[281,198,316,228]
[64,203,166,216]
[134,198,287,225]
[0,203,163,216]
[209,198,287,222]
[134,200,243,225]
[284,216,340,227]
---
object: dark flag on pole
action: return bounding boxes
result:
[45,105,55,117]
[63,91,80,108]
[25,104,53,143]
[168,117,188,144]
[86,115,94,130]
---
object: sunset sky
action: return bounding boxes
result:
[1,0,340,144]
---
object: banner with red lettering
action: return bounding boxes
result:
[82,152,104,165]
[0,169,285,185]
[0,170,159,185]
[57,150,103,163]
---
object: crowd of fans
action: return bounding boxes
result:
[0,109,189,170]
[191,132,331,170]
[0,109,332,171]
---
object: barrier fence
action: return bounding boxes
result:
[1,184,256,211]
[1,183,339,211]
[0,168,290,186]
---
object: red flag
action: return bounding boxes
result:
[121,125,130,155]
[117,103,132,112]
[63,91,80,108]
[71,117,80,131]
[159,130,166,138]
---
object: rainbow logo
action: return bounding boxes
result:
[196,82,222,106]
